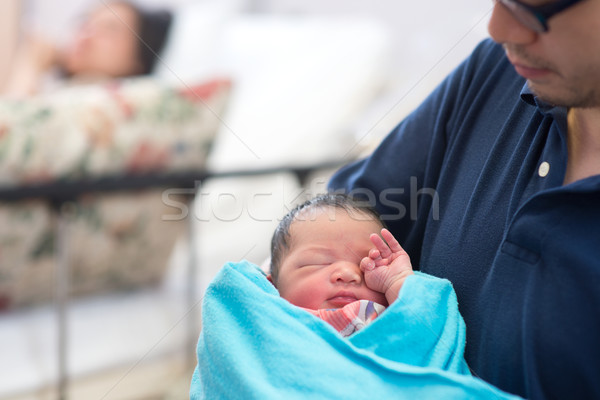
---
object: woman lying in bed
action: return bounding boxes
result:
[2,0,171,97]
[0,1,234,309]
[191,194,521,399]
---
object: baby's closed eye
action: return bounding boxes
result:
[295,255,334,268]
[297,261,331,269]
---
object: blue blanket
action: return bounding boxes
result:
[190,261,520,399]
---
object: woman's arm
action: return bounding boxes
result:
[3,33,62,98]
[0,0,22,93]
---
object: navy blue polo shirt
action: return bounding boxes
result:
[329,39,600,399]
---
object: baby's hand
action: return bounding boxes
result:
[360,228,413,305]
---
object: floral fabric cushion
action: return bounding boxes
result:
[0,77,230,184]
[0,77,230,309]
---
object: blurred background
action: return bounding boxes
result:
[0,0,490,398]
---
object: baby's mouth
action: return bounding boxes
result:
[327,291,358,307]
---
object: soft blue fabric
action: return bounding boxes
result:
[190,260,521,399]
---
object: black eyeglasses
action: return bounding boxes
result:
[496,0,584,32]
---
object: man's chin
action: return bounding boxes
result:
[528,82,599,109]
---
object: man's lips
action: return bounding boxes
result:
[512,63,552,80]
[506,54,552,80]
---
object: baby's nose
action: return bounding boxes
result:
[330,262,362,284]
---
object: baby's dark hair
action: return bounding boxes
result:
[269,193,384,286]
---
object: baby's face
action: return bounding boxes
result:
[275,207,387,309]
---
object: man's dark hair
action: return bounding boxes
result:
[269,193,384,286]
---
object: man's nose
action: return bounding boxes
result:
[330,262,362,285]
[488,1,538,45]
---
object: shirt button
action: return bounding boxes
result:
[538,161,550,177]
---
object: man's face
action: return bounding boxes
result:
[488,0,600,107]
[273,208,388,310]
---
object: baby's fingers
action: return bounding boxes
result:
[370,233,392,259]
[361,247,385,271]
[369,248,381,260]
[360,256,376,272]
[368,248,390,267]
[380,228,406,255]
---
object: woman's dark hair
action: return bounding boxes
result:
[269,193,384,286]
[115,1,172,75]
[135,5,172,74]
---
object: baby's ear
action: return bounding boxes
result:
[266,274,275,286]
[259,257,271,273]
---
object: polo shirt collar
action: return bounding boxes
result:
[519,82,559,113]
[519,82,567,130]
[519,82,568,114]
[519,82,536,106]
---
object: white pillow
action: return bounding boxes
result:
[156,4,391,170]
[205,15,391,170]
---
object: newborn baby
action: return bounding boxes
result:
[268,193,413,336]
